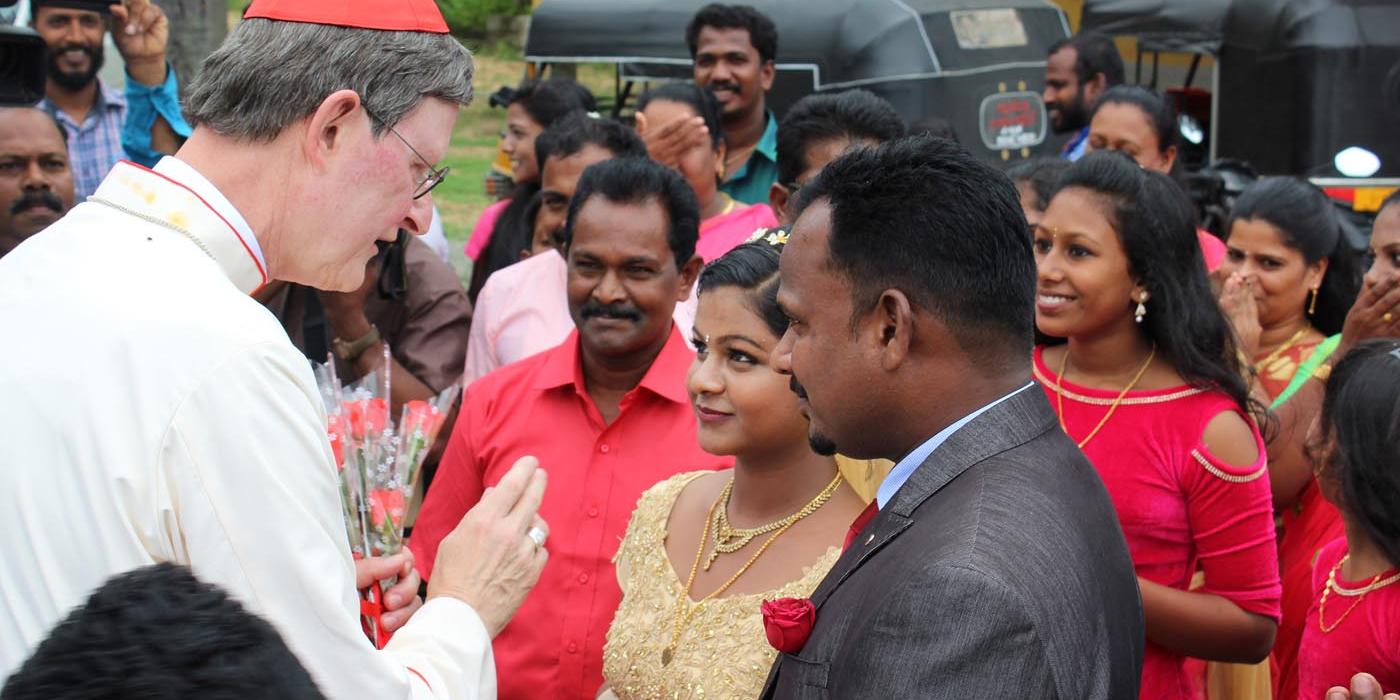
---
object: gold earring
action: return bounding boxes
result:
[1134,297,1147,324]
[1308,287,1319,316]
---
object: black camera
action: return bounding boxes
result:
[0,0,47,106]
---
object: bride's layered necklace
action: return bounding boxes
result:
[662,473,844,666]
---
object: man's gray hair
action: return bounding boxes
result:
[184,18,473,142]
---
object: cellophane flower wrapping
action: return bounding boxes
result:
[314,347,459,646]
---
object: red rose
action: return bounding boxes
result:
[327,414,347,470]
[761,597,816,654]
[369,488,406,528]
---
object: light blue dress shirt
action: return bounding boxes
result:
[875,383,1036,509]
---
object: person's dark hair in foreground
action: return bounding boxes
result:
[2,563,324,699]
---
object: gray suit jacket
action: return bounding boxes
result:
[760,386,1143,699]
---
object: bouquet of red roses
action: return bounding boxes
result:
[315,347,458,646]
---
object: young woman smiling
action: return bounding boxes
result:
[1031,152,1280,699]
[601,238,863,699]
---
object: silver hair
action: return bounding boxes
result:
[184,18,473,142]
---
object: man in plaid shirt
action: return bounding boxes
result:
[32,0,191,201]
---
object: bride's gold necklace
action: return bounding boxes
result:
[705,473,843,570]
[662,472,843,666]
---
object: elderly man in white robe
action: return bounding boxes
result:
[0,0,549,697]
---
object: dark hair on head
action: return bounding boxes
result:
[638,82,724,148]
[1317,339,1400,568]
[1048,30,1126,88]
[685,3,779,63]
[776,90,906,186]
[507,78,597,130]
[697,234,788,338]
[1006,158,1071,212]
[1049,150,1256,416]
[563,157,700,269]
[533,112,647,174]
[789,134,1035,371]
[1226,178,1363,335]
[1,563,324,699]
[1092,85,1177,157]
[909,116,959,144]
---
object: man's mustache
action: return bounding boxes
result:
[579,300,642,322]
[789,376,809,400]
[10,189,64,216]
[706,81,741,94]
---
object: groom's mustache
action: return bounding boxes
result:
[789,376,809,401]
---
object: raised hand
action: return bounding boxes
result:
[636,112,709,170]
[1219,272,1262,358]
[1338,272,1400,355]
[1326,672,1400,700]
[108,0,168,85]
[426,456,549,637]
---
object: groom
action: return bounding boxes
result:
[761,135,1143,698]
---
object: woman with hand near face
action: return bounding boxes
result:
[1032,152,1280,699]
[1213,178,1364,700]
[600,237,863,699]
[636,84,778,264]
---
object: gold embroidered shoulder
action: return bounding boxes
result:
[602,472,840,700]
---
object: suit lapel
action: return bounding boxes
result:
[809,386,1056,611]
[760,386,1058,698]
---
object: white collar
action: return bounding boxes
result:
[152,156,266,272]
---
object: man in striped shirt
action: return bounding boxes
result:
[31,0,191,201]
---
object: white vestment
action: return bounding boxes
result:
[0,159,495,699]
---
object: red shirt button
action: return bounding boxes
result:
[578,572,590,584]
[567,642,578,654]
[588,507,599,517]
[598,444,610,453]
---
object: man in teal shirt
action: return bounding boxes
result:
[686,3,778,205]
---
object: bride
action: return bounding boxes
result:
[600,235,866,699]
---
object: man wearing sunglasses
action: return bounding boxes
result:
[0,1,548,698]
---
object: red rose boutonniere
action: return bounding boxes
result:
[762,597,816,653]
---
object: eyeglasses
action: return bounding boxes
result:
[363,106,450,200]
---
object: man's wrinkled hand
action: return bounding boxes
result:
[1325,672,1400,700]
[355,552,424,634]
[427,456,548,637]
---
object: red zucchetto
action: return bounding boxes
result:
[243,0,449,33]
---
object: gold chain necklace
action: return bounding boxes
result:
[705,473,844,570]
[1254,326,1311,373]
[662,472,843,666]
[1318,554,1400,633]
[1054,345,1156,449]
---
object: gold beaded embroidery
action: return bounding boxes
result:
[602,472,840,699]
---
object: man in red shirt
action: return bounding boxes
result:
[411,157,730,699]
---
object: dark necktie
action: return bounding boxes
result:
[842,501,880,552]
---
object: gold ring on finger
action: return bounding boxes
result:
[1385,312,1395,323]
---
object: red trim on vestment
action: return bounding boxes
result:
[120,160,269,284]
[406,667,432,691]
